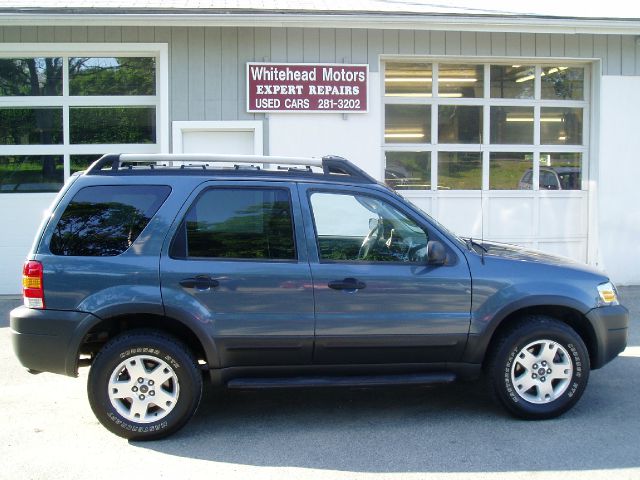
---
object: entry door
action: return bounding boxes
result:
[160,182,314,367]
[301,185,472,365]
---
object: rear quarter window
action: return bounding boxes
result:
[49,185,171,256]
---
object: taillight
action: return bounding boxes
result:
[22,260,45,309]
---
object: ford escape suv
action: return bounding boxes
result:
[10,153,629,440]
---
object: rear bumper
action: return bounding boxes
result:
[586,304,629,369]
[10,306,99,377]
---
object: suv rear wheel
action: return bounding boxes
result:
[488,315,590,419]
[88,330,203,440]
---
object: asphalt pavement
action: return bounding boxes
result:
[1,288,639,480]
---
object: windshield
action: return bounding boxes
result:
[557,172,581,190]
[401,197,466,247]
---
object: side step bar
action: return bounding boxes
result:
[226,372,456,389]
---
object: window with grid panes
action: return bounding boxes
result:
[383,62,587,192]
[0,49,163,193]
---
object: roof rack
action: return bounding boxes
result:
[85,153,377,184]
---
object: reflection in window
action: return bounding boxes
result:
[184,189,296,260]
[438,152,482,190]
[0,58,63,96]
[385,151,431,190]
[540,153,582,190]
[385,63,432,97]
[490,106,534,144]
[385,104,430,144]
[0,108,63,145]
[541,66,584,100]
[0,156,63,193]
[439,64,483,98]
[540,108,583,145]
[490,153,533,190]
[50,185,170,255]
[490,65,535,99]
[69,57,156,96]
[310,192,428,262]
[70,155,102,174]
[438,106,482,143]
[382,61,588,192]
[70,106,156,144]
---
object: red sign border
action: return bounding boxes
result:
[246,62,369,114]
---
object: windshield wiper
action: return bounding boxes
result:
[466,237,487,253]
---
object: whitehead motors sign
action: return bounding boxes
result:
[247,63,368,113]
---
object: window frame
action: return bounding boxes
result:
[0,43,169,185]
[170,185,299,263]
[381,59,590,193]
[307,188,434,266]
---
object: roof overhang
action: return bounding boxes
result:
[1,11,640,35]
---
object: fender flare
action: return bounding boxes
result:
[66,304,220,375]
[462,294,593,364]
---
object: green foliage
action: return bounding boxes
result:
[489,158,531,190]
[0,58,62,96]
[0,108,63,145]
[0,156,63,192]
[70,107,156,144]
[438,153,482,189]
[69,57,156,96]
[50,202,147,256]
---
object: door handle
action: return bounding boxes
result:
[179,276,220,290]
[328,277,366,291]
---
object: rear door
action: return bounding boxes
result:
[299,184,472,365]
[160,181,314,367]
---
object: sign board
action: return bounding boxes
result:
[247,62,368,113]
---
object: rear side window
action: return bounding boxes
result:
[175,188,296,260]
[50,185,170,256]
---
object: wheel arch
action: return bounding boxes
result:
[72,312,219,374]
[477,304,598,370]
[464,295,598,369]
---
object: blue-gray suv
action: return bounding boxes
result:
[10,153,629,440]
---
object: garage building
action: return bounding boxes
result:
[0,1,639,293]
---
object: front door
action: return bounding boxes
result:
[300,185,472,365]
[160,182,314,367]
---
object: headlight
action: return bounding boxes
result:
[597,281,619,306]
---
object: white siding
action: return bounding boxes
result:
[598,76,640,285]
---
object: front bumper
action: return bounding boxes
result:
[10,306,99,377]
[586,304,629,369]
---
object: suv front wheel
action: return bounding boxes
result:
[489,315,590,419]
[88,330,203,440]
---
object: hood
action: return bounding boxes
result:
[480,240,579,265]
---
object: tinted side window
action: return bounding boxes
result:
[50,185,170,256]
[183,188,296,260]
[310,191,429,263]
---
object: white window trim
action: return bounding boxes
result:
[0,43,169,182]
[381,57,591,193]
[172,121,264,155]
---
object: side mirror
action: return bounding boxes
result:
[426,240,447,265]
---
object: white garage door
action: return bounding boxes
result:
[382,61,590,262]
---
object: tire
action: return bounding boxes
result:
[488,315,590,420]
[88,330,203,440]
